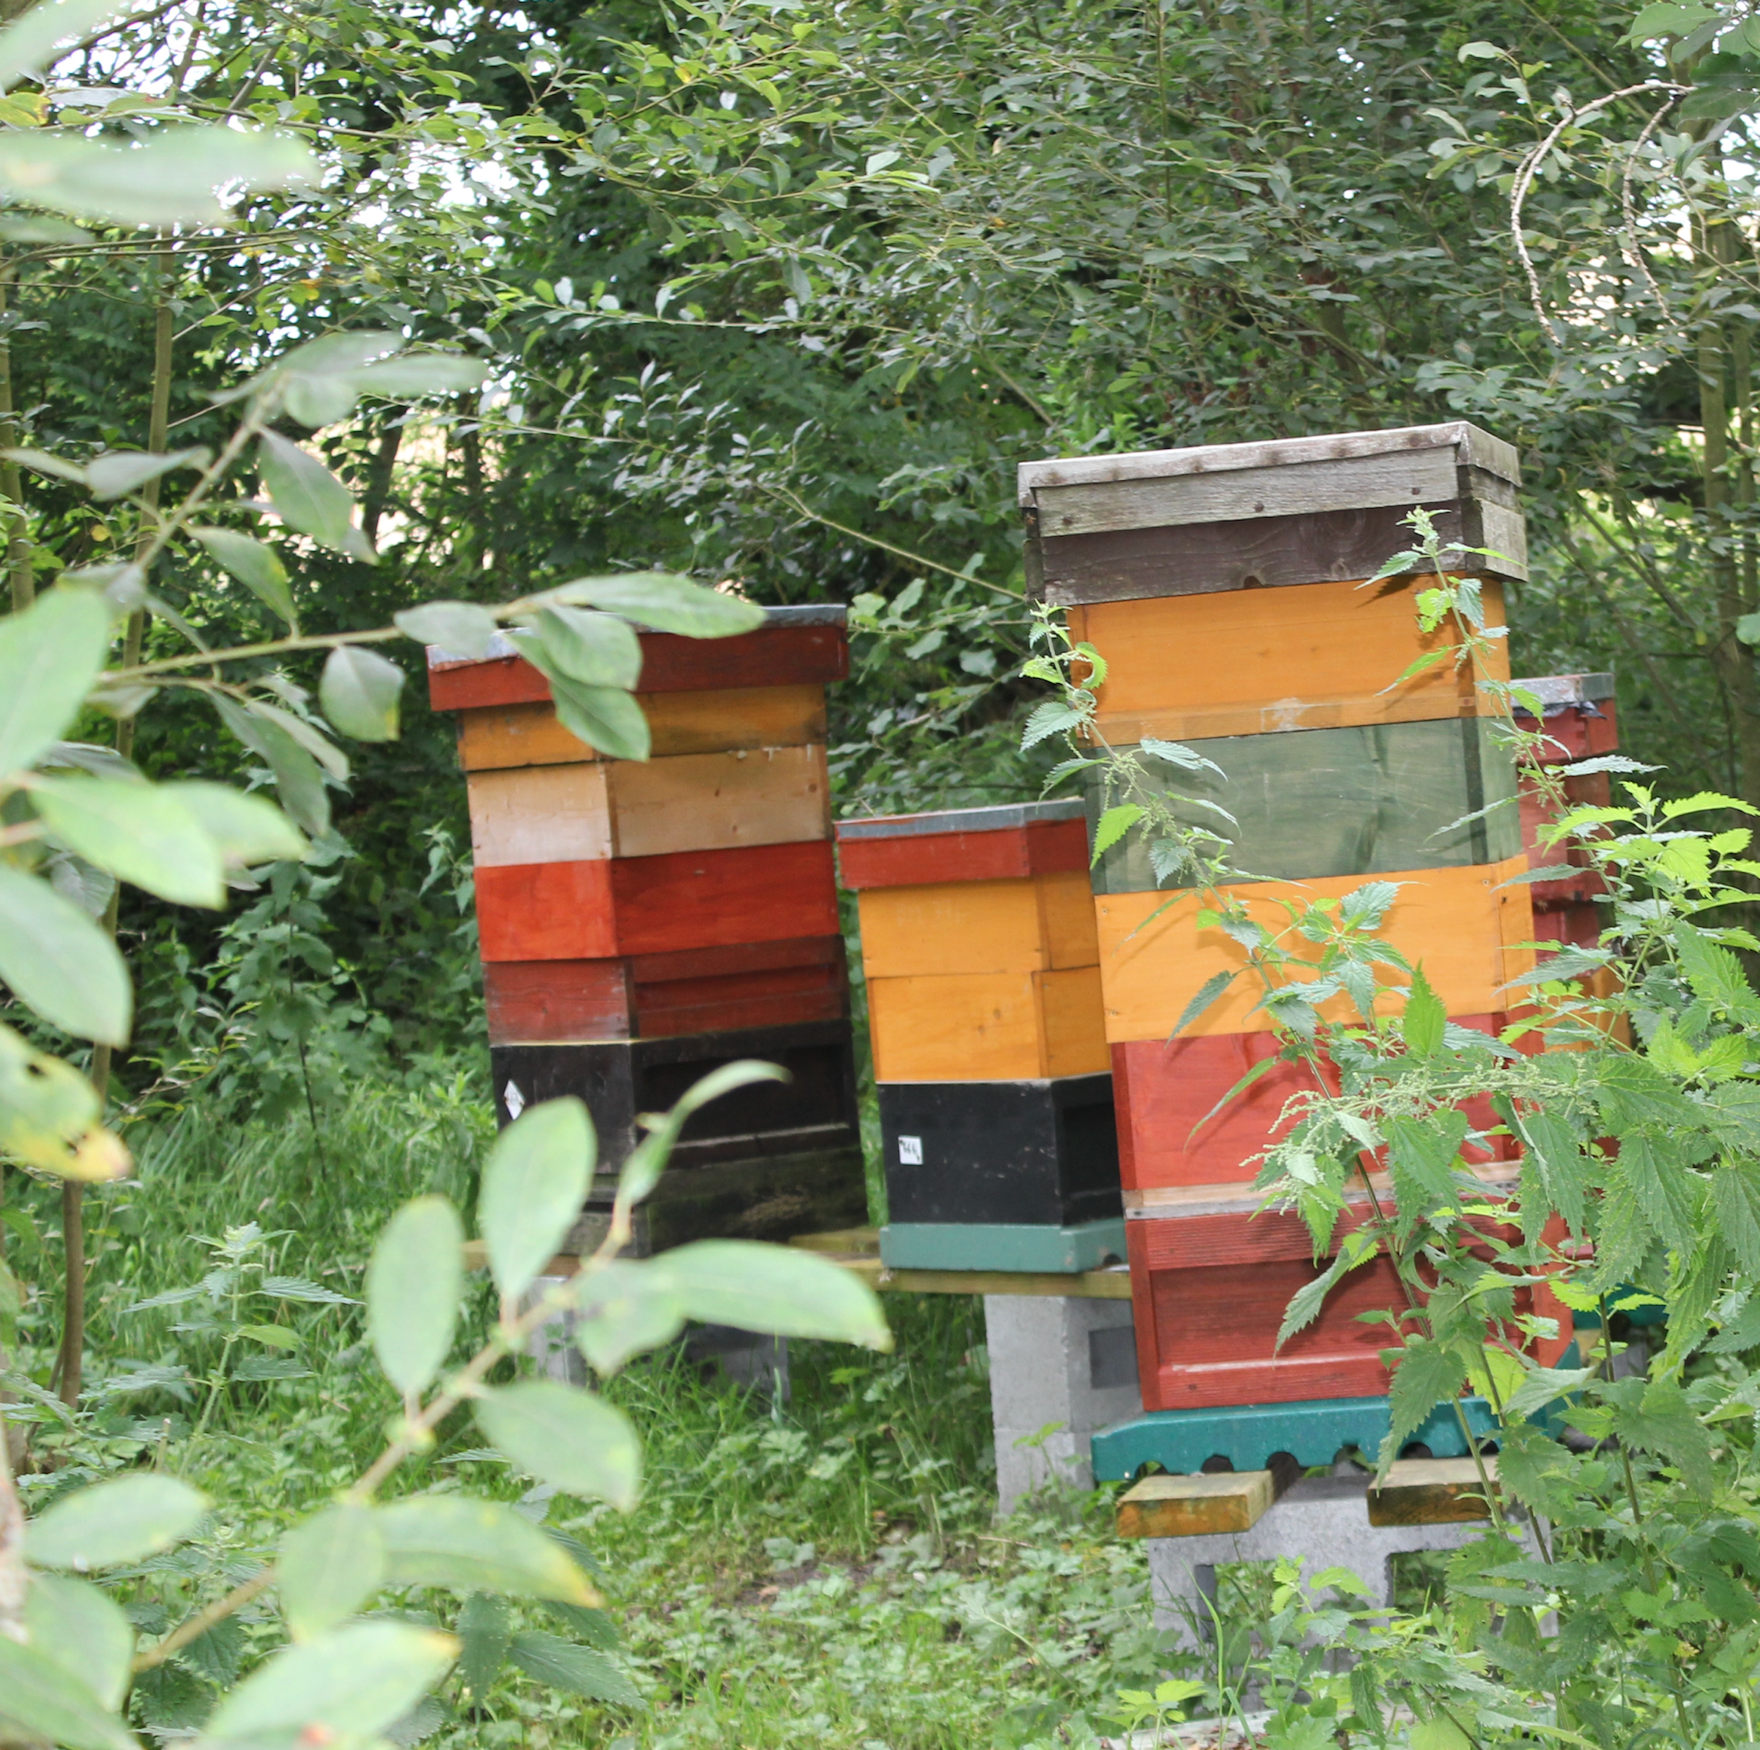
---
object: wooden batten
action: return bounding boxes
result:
[1033,498,1526,606]
[1094,856,1535,1042]
[475,840,840,962]
[856,870,1098,979]
[1089,717,1521,892]
[867,967,1109,1081]
[427,607,849,713]
[1068,577,1507,746]
[457,684,828,771]
[1116,1470,1281,1539]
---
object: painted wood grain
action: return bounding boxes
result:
[608,744,830,857]
[428,622,848,712]
[475,840,840,962]
[1093,856,1535,1042]
[867,967,1109,1081]
[467,763,614,868]
[484,958,633,1042]
[1016,422,1519,503]
[1067,577,1507,746]
[1032,499,1525,608]
[836,818,1088,890]
[1033,450,1461,539]
[1088,717,1522,893]
[457,684,828,770]
[856,871,1099,979]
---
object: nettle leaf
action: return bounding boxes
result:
[23,1571,134,1710]
[573,1259,685,1375]
[1385,1108,1468,1206]
[279,1502,386,1640]
[1021,697,1090,750]
[531,605,643,690]
[474,1380,641,1509]
[478,1098,595,1302]
[507,1631,642,1708]
[32,774,226,906]
[543,571,764,637]
[1381,1338,1470,1468]
[258,431,373,560]
[456,1592,511,1700]
[320,645,405,742]
[1276,1229,1376,1347]
[199,1621,456,1750]
[367,1194,463,1397]
[396,601,499,660]
[1607,1375,1715,1497]
[0,126,316,228]
[192,526,296,624]
[0,861,131,1043]
[1170,969,1236,1038]
[1139,736,1225,775]
[657,1240,890,1351]
[375,1497,599,1604]
[1404,966,1445,1057]
[1090,803,1144,863]
[26,1472,207,1569]
[0,585,111,779]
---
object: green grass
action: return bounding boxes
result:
[4,1076,1185,1750]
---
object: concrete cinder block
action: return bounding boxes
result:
[987,1293,1143,1512]
[1145,1474,1529,1647]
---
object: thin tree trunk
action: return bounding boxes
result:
[0,266,32,613]
[58,248,175,1408]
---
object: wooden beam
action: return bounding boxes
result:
[1367,1457,1501,1526]
[1116,1452,1304,1538]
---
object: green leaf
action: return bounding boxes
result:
[26,1472,207,1569]
[22,1571,135,1710]
[1276,1228,1376,1346]
[475,1380,641,1509]
[547,672,651,761]
[395,601,499,659]
[0,1637,134,1750]
[1409,1719,1473,1750]
[1090,803,1144,863]
[657,1241,890,1350]
[212,695,330,836]
[573,1259,685,1375]
[367,1194,463,1397]
[0,861,131,1042]
[1021,697,1090,750]
[478,1098,595,1302]
[279,1502,385,1641]
[258,431,371,561]
[198,1621,456,1750]
[349,353,489,398]
[0,586,110,780]
[0,1017,122,1179]
[161,781,306,868]
[1384,1108,1468,1206]
[455,1592,511,1700]
[507,1631,642,1707]
[375,1496,598,1604]
[32,775,226,906]
[1170,969,1236,1038]
[0,0,150,91]
[1404,965,1445,1057]
[1515,1108,1588,1237]
[1382,1338,1470,1467]
[544,571,765,637]
[192,527,296,625]
[1609,1375,1715,1497]
[616,1060,787,1207]
[237,1322,300,1349]
[320,645,405,741]
[85,447,208,502]
[0,126,316,227]
[531,605,643,689]
[1503,1364,1596,1419]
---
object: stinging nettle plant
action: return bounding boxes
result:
[0,0,892,1740]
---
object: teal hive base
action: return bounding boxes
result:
[879,1218,1127,1273]
[1090,1394,1499,1481]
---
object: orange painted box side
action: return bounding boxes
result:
[856,869,1100,979]
[867,967,1110,1081]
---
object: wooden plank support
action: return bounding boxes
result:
[1367,1457,1501,1526]
[1117,1454,1304,1539]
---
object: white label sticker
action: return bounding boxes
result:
[503,1081,526,1121]
[898,1135,923,1165]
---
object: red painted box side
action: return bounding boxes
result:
[835,818,1089,890]
[428,625,849,712]
[1520,768,1609,907]
[1513,700,1619,765]
[475,841,840,963]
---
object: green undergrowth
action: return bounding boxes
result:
[4,1075,1212,1750]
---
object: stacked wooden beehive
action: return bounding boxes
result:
[428,605,869,1255]
[1020,423,1571,1415]
[836,800,1122,1272]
